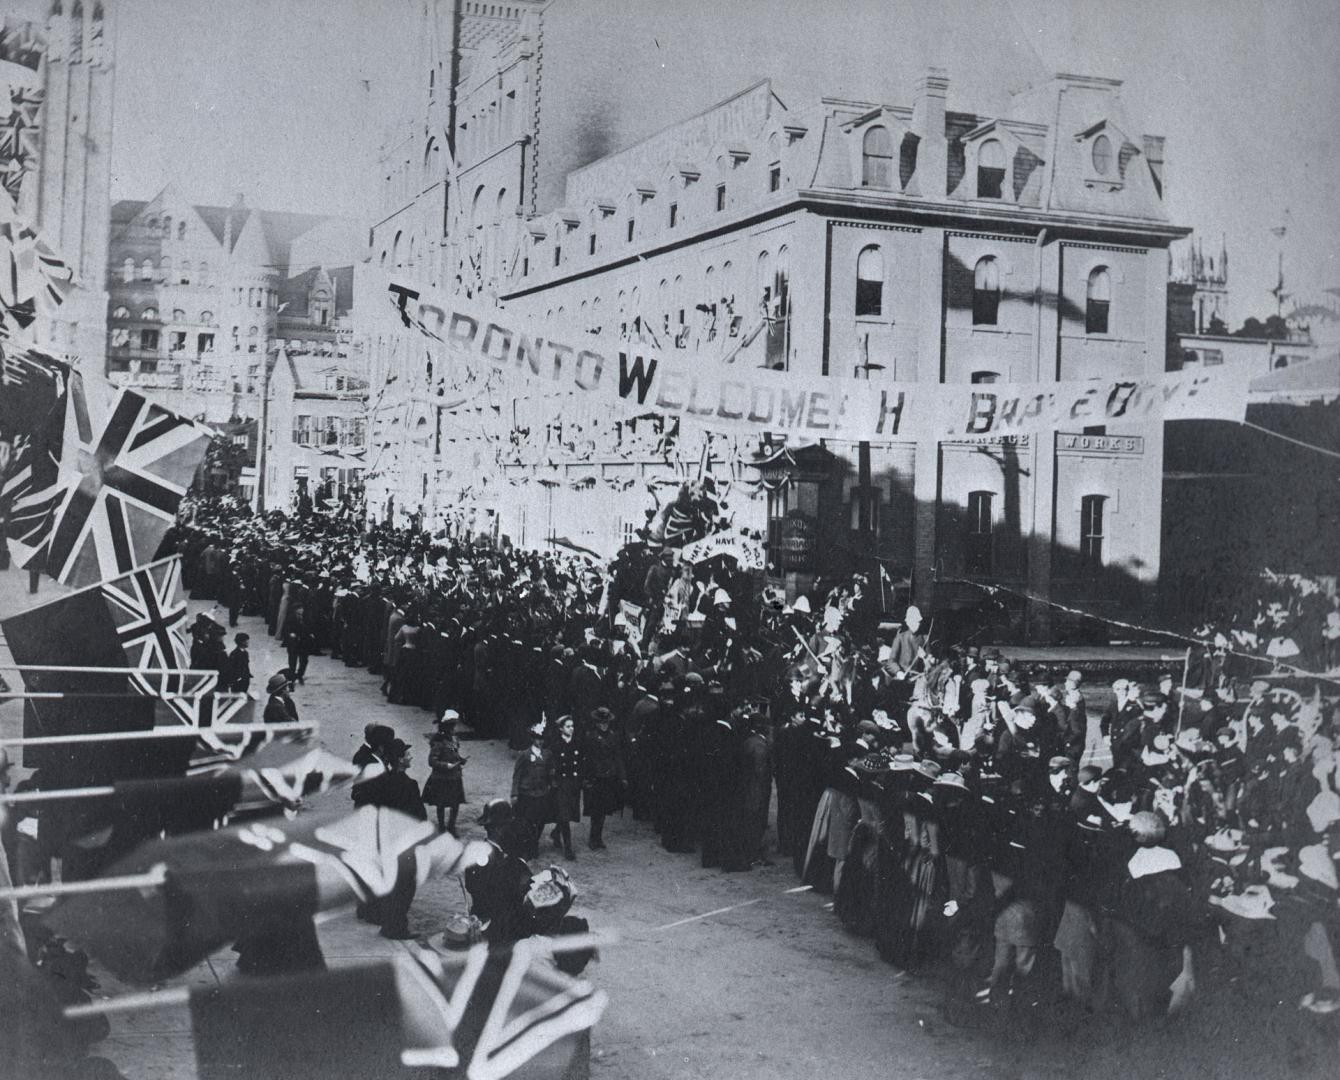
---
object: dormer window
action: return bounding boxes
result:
[862,126,894,189]
[977,139,1005,198]
[1091,134,1113,175]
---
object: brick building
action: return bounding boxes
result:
[105,187,362,423]
[361,0,1187,638]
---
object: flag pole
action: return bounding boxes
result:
[0,865,166,901]
[64,986,191,1020]
[0,785,116,804]
[0,721,317,747]
[1174,645,1193,737]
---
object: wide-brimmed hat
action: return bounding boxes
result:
[266,672,289,693]
[478,798,513,826]
[590,706,615,725]
[436,709,460,726]
[934,771,968,791]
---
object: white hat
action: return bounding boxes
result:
[790,595,811,614]
[904,605,922,623]
[713,587,732,607]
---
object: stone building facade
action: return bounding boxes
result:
[0,1,114,362]
[105,187,362,423]
[361,1,1187,637]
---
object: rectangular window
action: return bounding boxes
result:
[169,331,187,353]
[139,328,160,351]
[965,490,994,575]
[588,234,596,255]
[553,245,561,267]
[197,333,215,354]
[669,203,678,228]
[522,257,529,277]
[1085,298,1110,335]
[1201,349,1223,366]
[769,166,781,192]
[626,219,635,242]
[324,417,340,446]
[293,414,311,445]
[1081,495,1106,566]
[971,371,1000,384]
[855,279,882,317]
[715,184,726,211]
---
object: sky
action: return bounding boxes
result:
[104,0,1339,328]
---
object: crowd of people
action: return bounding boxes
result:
[164,494,1340,1027]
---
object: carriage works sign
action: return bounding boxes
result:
[382,279,1253,445]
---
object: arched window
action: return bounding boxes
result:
[965,490,994,574]
[1080,494,1106,566]
[172,308,186,322]
[977,139,1005,198]
[247,325,258,336]
[855,245,884,316]
[161,215,172,237]
[159,255,172,278]
[972,257,1001,325]
[177,220,187,240]
[200,310,214,324]
[120,257,134,283]
[1086,266,1111,334]
[178,260,190,285]
[198,262,209,286]
[141,307,158,321]
[862,126,894,188]
[139,258,154,280]
[111,305,129,319]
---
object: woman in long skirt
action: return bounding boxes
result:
[422,711,467,833]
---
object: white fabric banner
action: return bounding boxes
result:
[376,277,1252,444]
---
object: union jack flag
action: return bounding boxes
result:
[18,378,211,587]
[99,556,252,755]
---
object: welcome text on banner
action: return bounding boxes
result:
[382,279,1252,444]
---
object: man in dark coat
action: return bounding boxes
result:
[582,707,625,850]
[511,723,555,860]
[222,633,252,694]
[466,800,534,945]
[350,738,426,939]
[723,708,773,871]
[353,722,395,768]
[262,671,299,724]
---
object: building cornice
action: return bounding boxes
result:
[500,191,1188,301]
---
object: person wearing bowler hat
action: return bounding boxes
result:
[511,721,555,860]
[262,670,298,725]
[350,738,426,939]
[222,632,252,695]
[422,710,467,835]
[466,800,533,944]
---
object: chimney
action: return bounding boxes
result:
[912,68,949,197]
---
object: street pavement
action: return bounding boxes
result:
[3,568,1336,1080]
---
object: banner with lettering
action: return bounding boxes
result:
[378,278,1252,444]
[679,530,767,571]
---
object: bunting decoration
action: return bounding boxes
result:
[0,342,70,564]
